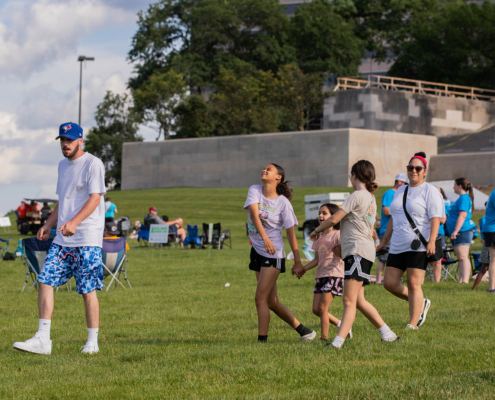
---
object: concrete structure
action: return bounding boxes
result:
[438,123,495,154]
[122,128,437,191]
[324,88,495,137]
[428,152,495,187]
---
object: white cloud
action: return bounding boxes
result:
[0,0,133,77]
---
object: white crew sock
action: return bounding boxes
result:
[337,320,341,328]
[378,323,397,340]
[331,335,345,348]
[37,319,51,342]
[88,328,99,343]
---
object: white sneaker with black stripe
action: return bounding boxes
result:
[417,299,431,327]
[300,330,317,341]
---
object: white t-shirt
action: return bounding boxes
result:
[54,153,106,248]
[244,185,298,259]
[389,182,445,254]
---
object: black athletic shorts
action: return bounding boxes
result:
[343,255,372,286]
[249,247,286,273]
[484,232,495,248]
[386,251,428,272]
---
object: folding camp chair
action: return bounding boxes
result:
[183,225,203,248]
[137,225,150,246]
[102,237,131,291]
[0,237,11,260]
[470,252,482,275]
[441,247,459,281]
[202,223,232,250]
[21,238,71,292]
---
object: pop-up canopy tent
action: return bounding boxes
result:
[23,198,57,204]
[429,181,489,210]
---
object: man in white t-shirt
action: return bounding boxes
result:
[13,122,106,355]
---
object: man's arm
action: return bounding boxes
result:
[37,202,59,241]
[58,193,102,237]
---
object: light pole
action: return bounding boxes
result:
[78,55,95,126]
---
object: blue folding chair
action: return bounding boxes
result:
[183,225,202,248]
[102,237,131,291]
[137,225,150,246]
[0,237,12,260]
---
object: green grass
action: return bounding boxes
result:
[0,187,494,399]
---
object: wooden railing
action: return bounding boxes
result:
[334,75,495,101]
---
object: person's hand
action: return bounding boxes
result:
[451,231,459,240]
[332,245,342,258]
[58,220,78,237]
[309,230,319,242]
[426,239,436,257]
[376,243,387,253]
[263,237,275,256]
[293,261,304,278]
[297,268,306,279]
[37,226,51,241]
[291,264,299,276]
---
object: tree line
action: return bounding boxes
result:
[85,0,495,188]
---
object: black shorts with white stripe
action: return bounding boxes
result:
[343,255,373,286]
[249,247,286,273]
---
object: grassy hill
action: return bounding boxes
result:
[0,187,493,399]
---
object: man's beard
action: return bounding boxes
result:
[64,143,80,159]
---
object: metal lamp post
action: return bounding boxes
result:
[78,55,95,126]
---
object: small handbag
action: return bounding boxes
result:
[402,186,443,262]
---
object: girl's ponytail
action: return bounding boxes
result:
[271,163,292,201]
[455,177,474,213]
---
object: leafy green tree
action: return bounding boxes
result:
[174,95,215,138]
[289,0,365,76]
[84,92,142,188]
[132,70,188,140]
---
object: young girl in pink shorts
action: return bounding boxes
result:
[294,204,351,342]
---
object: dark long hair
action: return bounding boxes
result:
[455,177,474,212]
[321,203,340,230]
[271,163,292,201]
[350,160,378,193]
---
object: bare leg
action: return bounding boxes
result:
[255,268,300,335]
[384,267,408,301]
[356,285,385,328]
[336,279,362,339]
[82,291,99,329]
[488,247,495,291]
[312,292,336,340]
[38,283,54,320]
[177,228,186,242]
[431,260,442,283]
[406,268,426,327]
[163,218,183,229]
[455,245,471,283]
[376,261,385,284]
[472,264,489,290]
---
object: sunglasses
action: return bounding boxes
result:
[348,172,354,179]
[406,165,424,172]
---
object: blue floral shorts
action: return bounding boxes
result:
[37,244,103,294]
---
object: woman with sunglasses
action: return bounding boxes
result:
[311,160,400,348]
[377,152,444,330]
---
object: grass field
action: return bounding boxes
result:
[1,186,494,399]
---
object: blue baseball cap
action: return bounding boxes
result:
[56,122,83,140]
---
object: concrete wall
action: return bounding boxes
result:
[324,88,495,137]
[428,152,495,186]
[122,128,437,191]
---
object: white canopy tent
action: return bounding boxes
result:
[429,181,489,210]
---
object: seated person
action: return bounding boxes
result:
[128,221,141,239]
[16,201,29,220]
[30,201,41,212]
[41,202,52,214]
[144,206,186,243]
[104,222,129,250]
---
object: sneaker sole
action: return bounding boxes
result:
[418,299,431,327]
[347,329,353,339]
[301,330,317,341]
[381,337,402,343]
[13,344,51,355]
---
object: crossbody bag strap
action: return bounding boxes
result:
[402,186,429,248]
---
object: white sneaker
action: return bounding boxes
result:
[301,330,317,341]
[13,335,52,355]
[80,342,99,354]
[347,328,353,339]
[417,299,431,327]
[405,324,418,330]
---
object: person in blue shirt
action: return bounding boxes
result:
[431,187,449,283]
[482,190,495,292]
[375,173,408,285]
[472,204,491,291]
[447,178,474,283]
[104,197,118,223]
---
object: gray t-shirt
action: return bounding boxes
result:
[340,190,377,263]
[144,214,164,226]
[54,153,106,248]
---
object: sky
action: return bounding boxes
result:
[0,0,158,215]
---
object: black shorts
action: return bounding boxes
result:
[105,217,114,223]
[249,247,286,273]
[484,232,495,248]
[386,251,428,272]
[344,255,372,286]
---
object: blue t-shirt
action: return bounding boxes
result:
[447,194,472,233]
[438,199,452,236]
[105,202,117,218]
[379,188,396,236]
[480,216,486,240]
[483,189,495,233]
